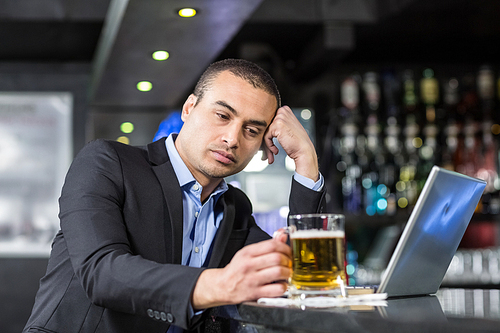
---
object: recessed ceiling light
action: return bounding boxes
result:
[120,122,134,134]
[300,109,312,120]
[137,81,152,92]
[178,8,197,18]
[117,136,130,145]
[152,50,169,61]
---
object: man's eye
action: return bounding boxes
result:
[246,128,259,136]
[217,113,229,120]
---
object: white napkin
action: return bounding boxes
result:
[257,293,388,308]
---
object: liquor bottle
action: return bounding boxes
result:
[380,70,402,215]
[441,77,460,171]
[382,70,403,157]
[398,70,420,211]
[461,119,480,180]
[402,70,421,159]
[457,73,479,124]
[477,65,495,117]
[479,119,498,214]
[418,68,441,187]
[455,73,480,177]
[361,72,383,215]
[453,74,478,183]
[489,70,500,214]
[339,75,363,214]
[476,66,499,213]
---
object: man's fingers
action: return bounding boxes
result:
[239,239,291,259]
[206,239,292,305]
[250,252,291,273]
[245,281,288,302]
[263,134,278,154]
[258,281,288,298]
[266,149,275,164]
[261,105,302,165]
[260,143,276,164]
[249,265,290,293]
[272,228,289,243]
[262,105,298,163]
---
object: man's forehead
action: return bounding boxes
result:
[213,99,272,128]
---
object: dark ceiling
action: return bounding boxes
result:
[0,0,499,109]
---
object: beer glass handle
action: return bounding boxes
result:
[272,227,290,243]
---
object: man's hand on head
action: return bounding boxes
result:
[261,106,319,182]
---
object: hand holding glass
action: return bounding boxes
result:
[278,214,346,298]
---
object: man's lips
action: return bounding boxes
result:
[212,150,236,164]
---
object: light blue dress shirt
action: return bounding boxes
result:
[166,134,228,267]
[164,134,323,331]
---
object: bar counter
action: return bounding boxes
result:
[207,288,500,332]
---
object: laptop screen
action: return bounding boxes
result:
[377,166,486,297]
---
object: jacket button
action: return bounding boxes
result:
[154,311,160,320]
[160,312,167,321]
[147,309,154,318]
[167,313,174,323]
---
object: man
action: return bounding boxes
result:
[24,59,325,333]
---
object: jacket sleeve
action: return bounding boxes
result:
[288,177,327,215]
[240,177,327,247]
[59,139,204,330]
[241,176,327,247]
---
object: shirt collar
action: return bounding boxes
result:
[165,134,228,195]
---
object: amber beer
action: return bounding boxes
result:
[290,230,346,290]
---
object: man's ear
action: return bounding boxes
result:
[181,94,197,122]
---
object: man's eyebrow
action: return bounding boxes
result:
[215,100,237,115]
[215,100,268,128]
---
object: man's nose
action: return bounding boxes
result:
[222,125,240,148]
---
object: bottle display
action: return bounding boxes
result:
[334,66,500,217]
[335,66,500,287]
[337,74,363,214]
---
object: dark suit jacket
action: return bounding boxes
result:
[24,138,326,333]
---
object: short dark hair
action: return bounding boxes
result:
[193,58,281,109]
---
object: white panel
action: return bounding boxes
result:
[0,92,72,257]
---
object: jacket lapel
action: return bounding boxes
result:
[207,192,234,268]
[148,138,184,264]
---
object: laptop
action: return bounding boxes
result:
[353,165,487,298]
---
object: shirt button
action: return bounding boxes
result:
[194,211,199,218]
[194,247,199,253]
[192,184,199,191]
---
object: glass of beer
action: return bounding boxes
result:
[287,214,346,298]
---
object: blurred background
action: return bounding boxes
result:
[1,0,500,331]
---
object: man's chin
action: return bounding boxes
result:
[202,165,241,180]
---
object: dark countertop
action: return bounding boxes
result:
[207,288,500,333]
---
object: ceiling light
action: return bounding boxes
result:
[300,109,312,120]
[178,8,197,18]
[137,81,153,92]
[120,122,134,134]
[117,136,130,145]
[152,50,169,61]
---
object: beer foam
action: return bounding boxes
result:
[290,230,345,239]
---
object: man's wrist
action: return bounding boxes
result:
[292,149,319,182]
[294,172,324,191]
[191,269,228,311]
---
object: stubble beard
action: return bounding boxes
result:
[198,151,254,182]
[198,160,242,180]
